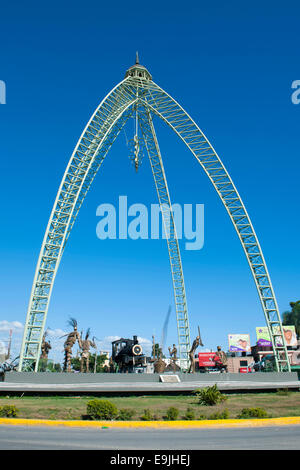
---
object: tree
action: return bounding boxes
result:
[89,353,108,373]
[38,359,62,372]
[282,301,300,338]
[38,358,48,372]
[152,343,165,359]
[71,353,107,372]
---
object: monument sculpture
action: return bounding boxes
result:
[80,328,96,373]
[63,318,82,372]
[41,330,51,360]
[188,336,200,373]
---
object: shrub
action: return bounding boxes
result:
[86,399,118,420]
[117,408,136,421]
[237,407,268,419]
[198,414,207,420]
[208,408,229,420]
[164,407,179,421]
[0,405,18,418]
[183,407,195,420]
[276,388,290,396]
[140,409,154,421]
[195,384,227,406]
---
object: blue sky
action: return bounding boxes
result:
[0,0,299,362]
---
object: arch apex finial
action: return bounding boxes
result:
[125,53,152,80]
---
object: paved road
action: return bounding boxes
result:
[0,424,300,450]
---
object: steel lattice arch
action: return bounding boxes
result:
[19,57,290,372]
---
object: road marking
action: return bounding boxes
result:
[0,416,300,429]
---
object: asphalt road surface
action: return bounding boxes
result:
[0,424,300,450]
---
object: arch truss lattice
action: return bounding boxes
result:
[19,60,290,372]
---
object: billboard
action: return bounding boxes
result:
[228,334,251,352]
[256,325,297,347]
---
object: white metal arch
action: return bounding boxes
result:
[19,66,289,372]
[132,77,289,371]
[19,79,137,371]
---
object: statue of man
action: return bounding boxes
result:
[188,336,200,373]
[80,329,96,373]
[63,318,82,372]
[213,346,228,372]
[168,344,178,371]
[168,344,177,360]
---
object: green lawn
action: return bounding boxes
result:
[1,390,300,421]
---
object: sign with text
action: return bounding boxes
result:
[256,326,297,347]
[228,334,251,352]
[198,352,216,367]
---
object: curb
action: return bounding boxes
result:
[0,416,300,429]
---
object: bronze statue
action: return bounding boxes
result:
[151,334,165,373]
[188,335,200,373]
[41,330,51,360]
[168,344,178,372]
[63,318,82,372]
[168,344,177,360]
[213,346,228,372]
[154,356,166,373]
[80,328,96,373]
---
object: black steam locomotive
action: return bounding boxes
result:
[111,335,146,372]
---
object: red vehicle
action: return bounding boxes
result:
[239,366,252,373]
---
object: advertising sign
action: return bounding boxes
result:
[283,326,298,347]
[256,327,272,347]
[228,334,251,352]
[256,326,297,347]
